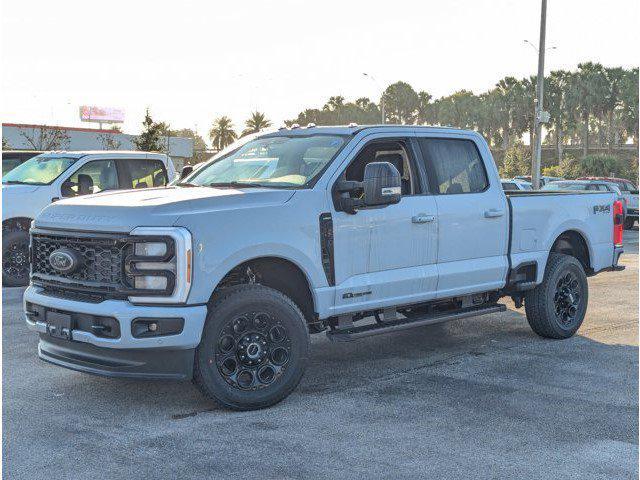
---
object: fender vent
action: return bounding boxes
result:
[319,213,335,286]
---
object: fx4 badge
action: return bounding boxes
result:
[593,204,611,214]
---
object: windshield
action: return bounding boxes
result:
[186,135,348,188]
[2,155,78,185]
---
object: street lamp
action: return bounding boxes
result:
[523,39,556,53]
[363,73,385,124]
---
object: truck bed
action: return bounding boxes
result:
[506,190,616,283]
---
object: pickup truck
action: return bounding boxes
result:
[2,151,176,286]
[23,125,625,410]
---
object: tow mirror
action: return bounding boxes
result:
[335,161,401,213]
[362,162,401,207]
[179,165,194,180]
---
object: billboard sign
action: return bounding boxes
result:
[79,106,125,123]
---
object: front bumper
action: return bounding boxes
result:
[24,286,208,379]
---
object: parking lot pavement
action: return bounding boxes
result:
[3,250,638,480]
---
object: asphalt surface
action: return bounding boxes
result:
[3,231,638,479]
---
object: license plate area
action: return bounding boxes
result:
[46,311,73,340]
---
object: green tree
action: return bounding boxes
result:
[133,108,164,151]
[382,81,419,124]
[546,70,574,162]
[619,68,639,144]
[209,116,237,150]
[416,91,433,125]
[242,111,272,137]
[499,143,530,178]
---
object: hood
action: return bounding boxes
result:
[35,186,296,232]
[2,184,42,195]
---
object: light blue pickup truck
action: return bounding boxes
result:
[24,125,625,410]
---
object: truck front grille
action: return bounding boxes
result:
[31,230,132,299]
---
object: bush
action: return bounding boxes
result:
[579,155,622,178]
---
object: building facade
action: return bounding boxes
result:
[2,123,194,170]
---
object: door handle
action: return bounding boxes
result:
[412,214,435,224]
[484,209,505,218]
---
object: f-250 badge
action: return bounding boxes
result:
[593,204,611,214]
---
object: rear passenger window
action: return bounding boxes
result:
[125,159,167,189]
[418,138,489,194]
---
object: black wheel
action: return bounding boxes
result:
[524,253,588,339]
[624,217,635,230]
[194,284,310,410]
[2,230,30,287]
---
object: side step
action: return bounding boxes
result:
[326,304,506,342]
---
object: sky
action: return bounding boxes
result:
[2,0,638,146]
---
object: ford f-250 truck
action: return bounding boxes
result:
[23,125,625,410]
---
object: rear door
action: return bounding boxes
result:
[119,158,169,189]
[416,135,509,298]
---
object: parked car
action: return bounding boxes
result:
[542,180,627,219]
[501,178,533,191]
[514,175,564,187]
[2,151,177,286]
[23,126,624,410]
[2,150,43,175]
[577,177,638,229]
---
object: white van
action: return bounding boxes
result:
[2,151,176,286]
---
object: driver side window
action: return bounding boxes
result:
[61,160,119,197]
[343,140,417,198]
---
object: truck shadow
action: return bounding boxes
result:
[46,306,636,424]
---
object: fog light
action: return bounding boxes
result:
[134,275,168,290]
[131,318,184,338]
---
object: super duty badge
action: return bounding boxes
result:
[593,204,611,214]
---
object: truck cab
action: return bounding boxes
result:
[22,126,624,410]
[2,151,176,286]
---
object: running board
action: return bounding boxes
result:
[326,304,506,342]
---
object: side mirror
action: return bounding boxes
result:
[179,165,194,180]
[362,162,401,207]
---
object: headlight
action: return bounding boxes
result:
[127,227,192,304]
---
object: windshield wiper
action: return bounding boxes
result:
[176,182,198,187]
[3,180,31,185]
[208,181,266,189]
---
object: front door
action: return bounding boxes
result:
[331,135,438,315]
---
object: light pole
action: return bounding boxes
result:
[532,0,548,190]
[363,73,385,124]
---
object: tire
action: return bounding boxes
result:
[194,284,310,410]
[2,229,30,287]
[624,217,635,230]
[524,253,588,339]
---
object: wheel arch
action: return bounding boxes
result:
[550,229,592,274]
[209,256,318,325]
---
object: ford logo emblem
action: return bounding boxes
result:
[48,248,81,274]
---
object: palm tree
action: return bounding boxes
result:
[242,111,272,137]
[209,116,237,150]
